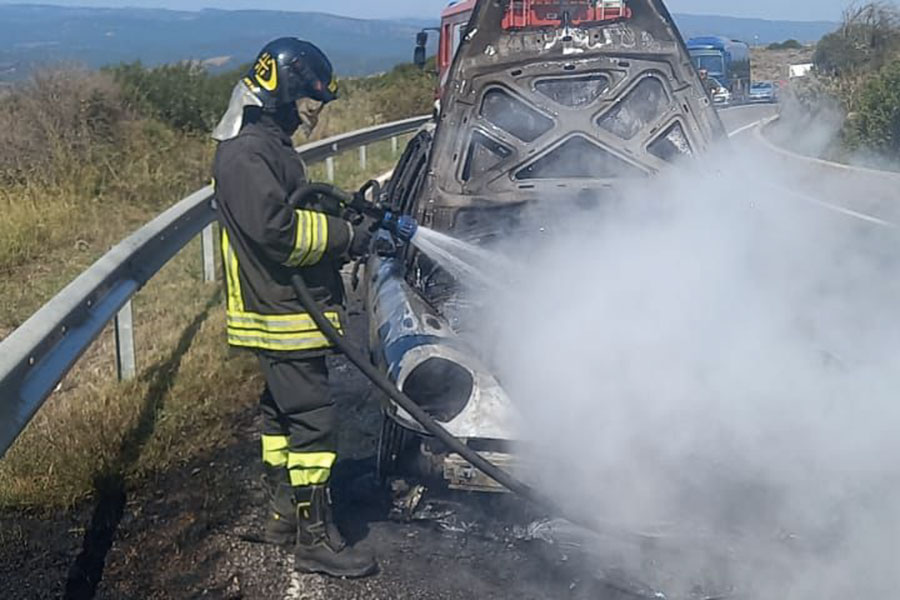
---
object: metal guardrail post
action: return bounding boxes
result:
[359,145,367,171]
[115,300,136,381]
[201,223,216,283]
[326,157,335,182]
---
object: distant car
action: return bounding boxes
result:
[749,81,778,103]
[710,78,732,106]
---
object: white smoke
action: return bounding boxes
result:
[470,133,900,598]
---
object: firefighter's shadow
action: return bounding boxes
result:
[330,457,388,545]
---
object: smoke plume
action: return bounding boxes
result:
[472,132,900,598]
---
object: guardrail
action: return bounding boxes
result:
[0,114,430,458]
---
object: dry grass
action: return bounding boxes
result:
[306,136,412,188]
[0,67,429,510]
[0,241,261,508]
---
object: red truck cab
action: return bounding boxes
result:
[427,1,633,98]
[438,0,477,87]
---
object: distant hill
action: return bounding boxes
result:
[673,13,837,45]
[0,4,836,82]
[0,5,437,81]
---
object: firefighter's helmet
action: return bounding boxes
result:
[246,38,339,108]
[213,38,339,141]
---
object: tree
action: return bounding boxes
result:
[814,2,900,75]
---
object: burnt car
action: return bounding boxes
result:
[368,0,726,492]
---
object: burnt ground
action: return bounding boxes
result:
[0,293,638,600]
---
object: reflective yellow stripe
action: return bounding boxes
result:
[227,331,336,352]
[221,231,244,313]
[287,452,336,487]
[221,226,341,352]
[303,212,328,267]
[227,311,341,333]
[288,452,337,470]
[262,435,289,467]
[290,468,331,486]
[304,211,316,265]
[286,210,329,267]
[286,210,312,267]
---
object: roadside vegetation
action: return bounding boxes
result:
[766,39,804,51]
[0,59,434,509]
[785,1,900,163]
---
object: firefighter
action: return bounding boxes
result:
[211,38,377,578]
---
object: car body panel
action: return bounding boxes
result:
[374,0,728,490]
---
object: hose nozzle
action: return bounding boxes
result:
[381,212,419,243]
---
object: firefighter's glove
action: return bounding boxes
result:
[348,214,379,259]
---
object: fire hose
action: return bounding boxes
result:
[287,183,669,556]
[287,182,562,513]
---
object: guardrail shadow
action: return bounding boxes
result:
[63,289,222,600]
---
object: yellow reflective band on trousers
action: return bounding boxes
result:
[286,210,329,268]
[262,434,289,467]
[287,452,336,487]
[220,230,342,352]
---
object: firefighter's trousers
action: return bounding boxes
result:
[257,354,337,488]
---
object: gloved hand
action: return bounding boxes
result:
[348,215,378,258]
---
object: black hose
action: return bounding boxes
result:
[289,273,545,502]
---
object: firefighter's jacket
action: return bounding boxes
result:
[213,116,351,356]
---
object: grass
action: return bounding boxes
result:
[306,136,413,187]
[0,241,260,508]
[0,66,429,510]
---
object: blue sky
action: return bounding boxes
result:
[0,0,854,21]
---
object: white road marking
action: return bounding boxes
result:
[727,120,763,138]
[767,183,899,230]
[726,115,900,230]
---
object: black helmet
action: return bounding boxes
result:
[244,38,338,109]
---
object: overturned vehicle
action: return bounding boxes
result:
[367,0,725,492]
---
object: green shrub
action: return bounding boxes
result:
[0,69,126,187]
[350,59,437,122]
[847,60,900,155]
[768,39,803,50]
[108,62,242,133]
[107,58,436,137]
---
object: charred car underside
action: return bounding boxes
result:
[367,0,725,492]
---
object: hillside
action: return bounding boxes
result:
[0,5,437,80]
[673,13,837,44]
[0,4,838,82]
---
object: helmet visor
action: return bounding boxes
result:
[310,74,339,104]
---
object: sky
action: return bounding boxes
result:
[0,0,855,22]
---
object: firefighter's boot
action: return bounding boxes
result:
[294,485,377,578]
[262,465,296,546]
